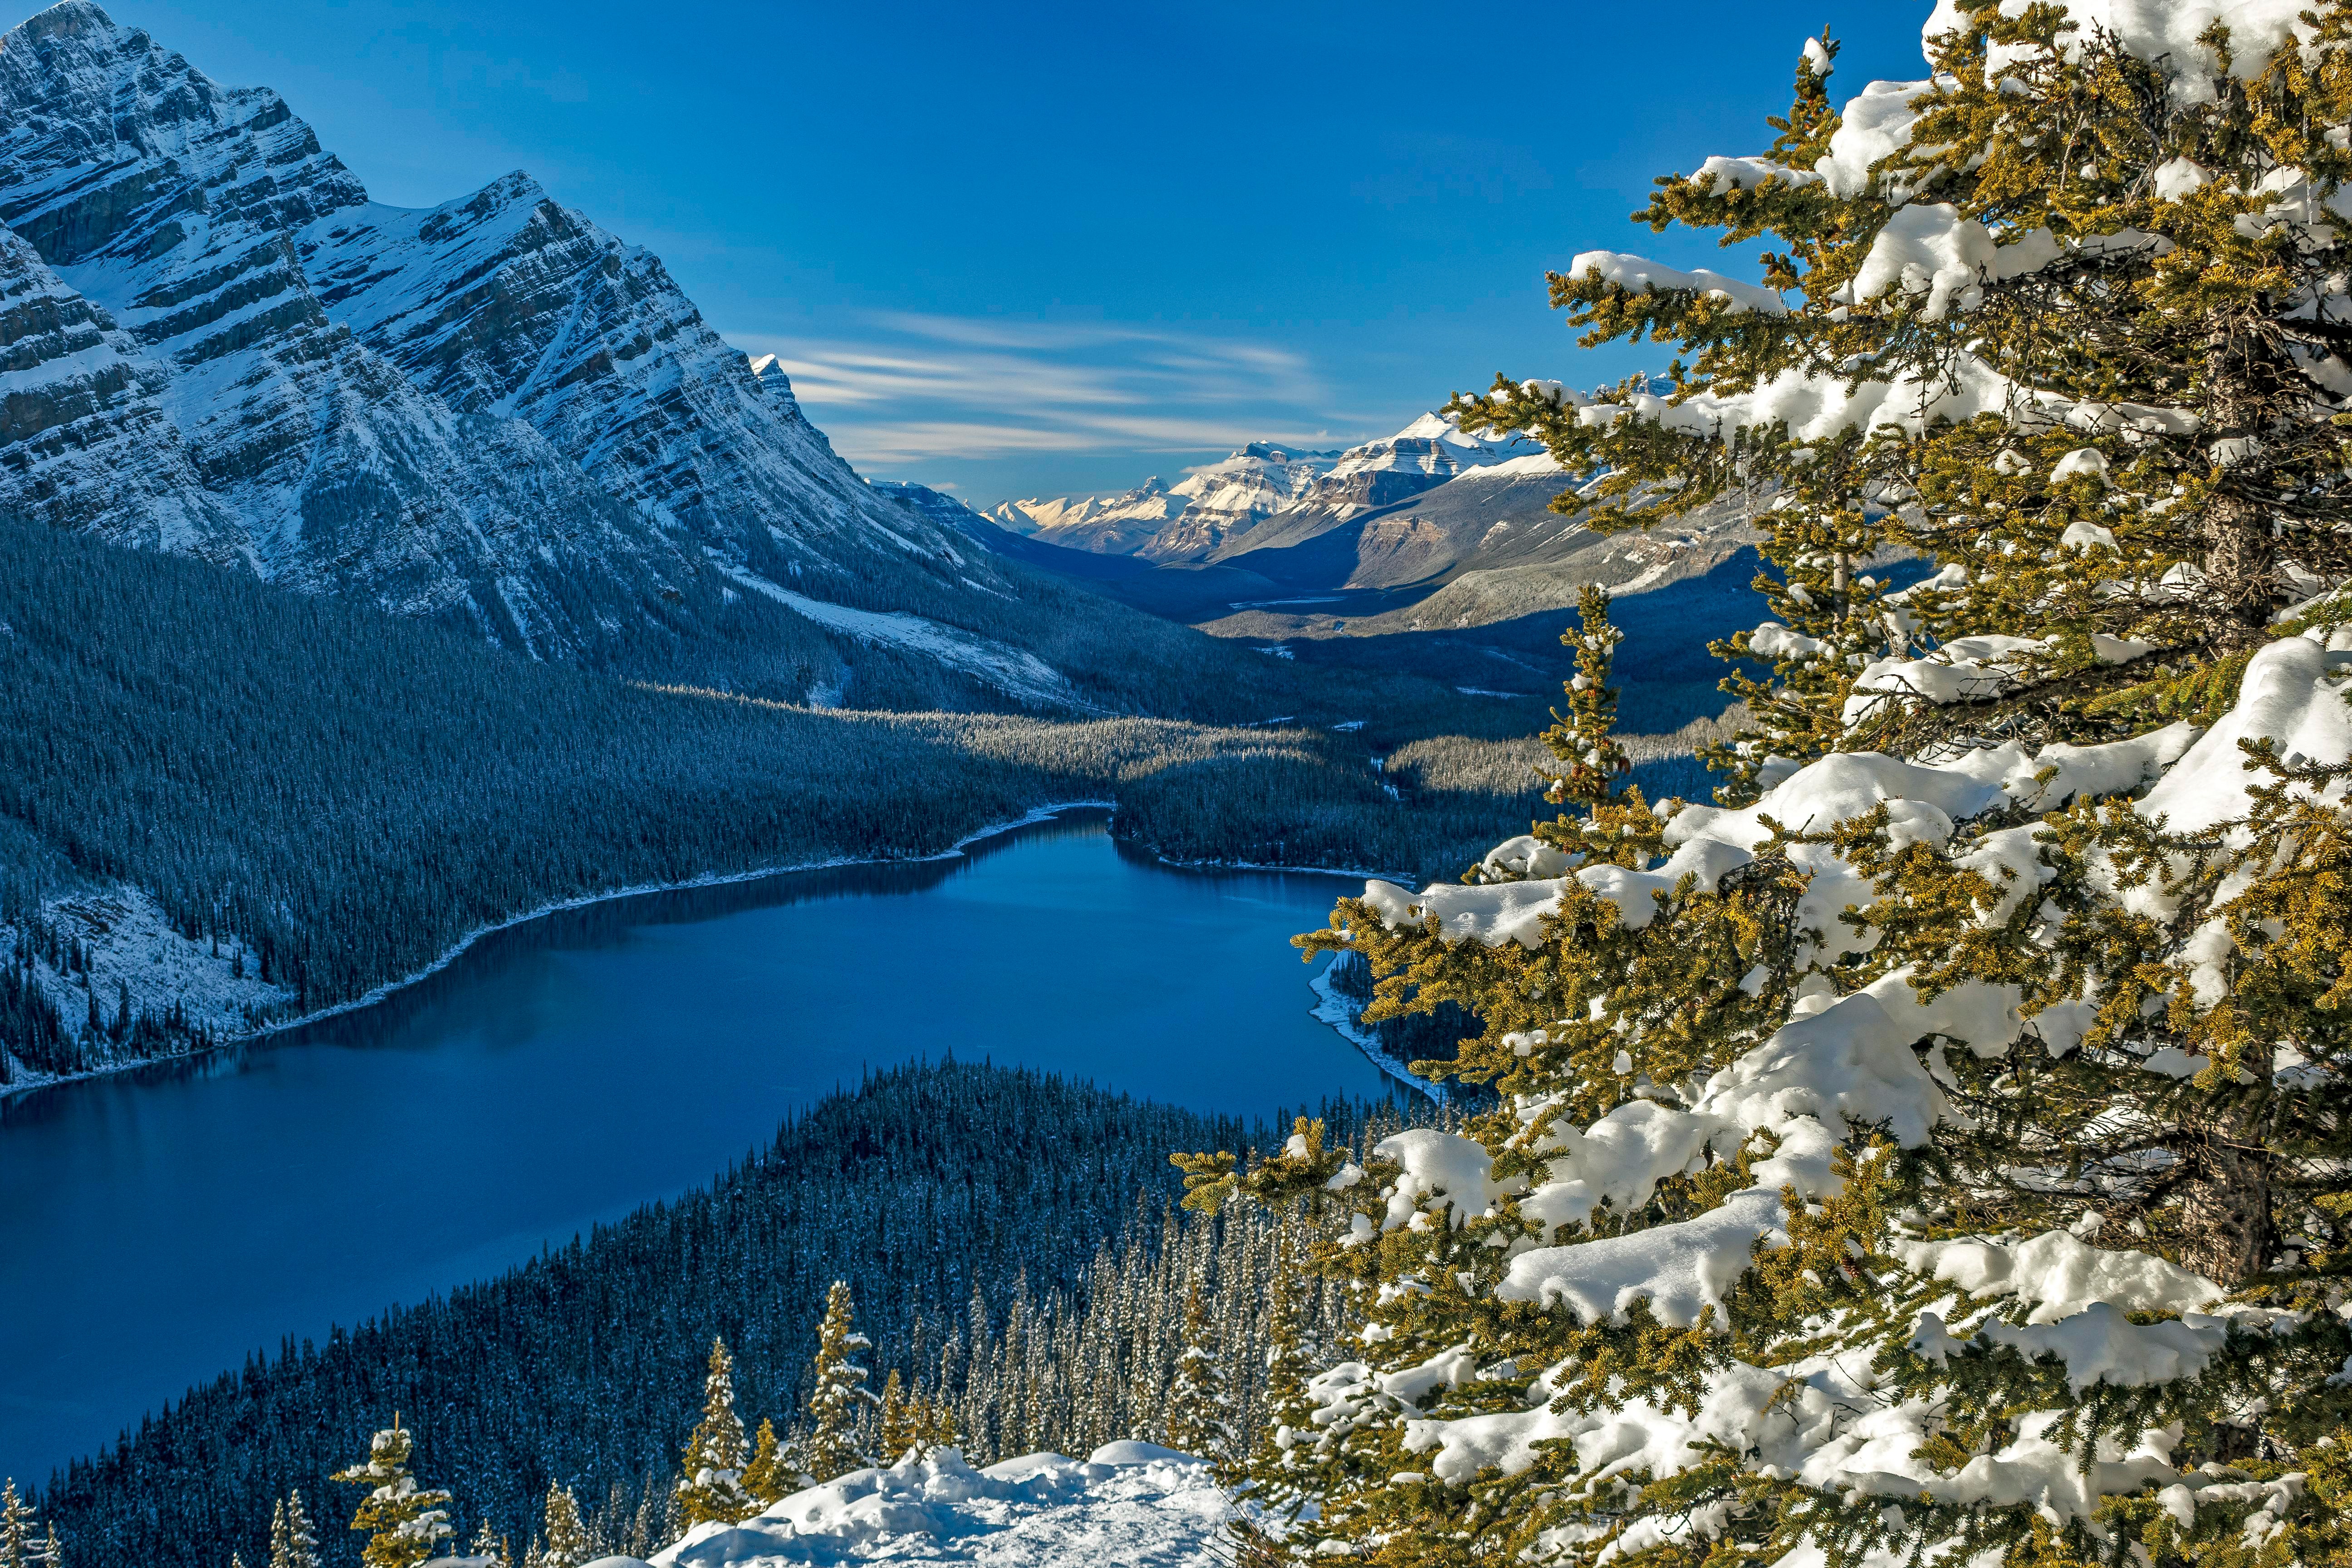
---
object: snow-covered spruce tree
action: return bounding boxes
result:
[466,1517,508,1567]
[1183,7,2352,1566]
[673,1337,756,1528]
[0,1484,52,1568]
[1165,1265,1236,1460]
[333,1424,453,1568]
[267,1491,318,1568]
[806,1280,880,1482]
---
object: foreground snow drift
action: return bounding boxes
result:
[637,1444,1221,1566]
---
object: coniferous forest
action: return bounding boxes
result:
[37,1062,1423,1568]
[0,516,1581,1088]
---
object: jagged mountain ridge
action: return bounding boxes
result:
[989,412,1547,570]
[990,440,1340,560]
[0,1,1075,705]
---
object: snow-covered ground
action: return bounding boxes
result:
[432,1445,1226,1568]
[0,885,292,1091]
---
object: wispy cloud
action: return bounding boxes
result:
[727,313,1379,488]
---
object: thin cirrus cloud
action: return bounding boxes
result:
[728,313,1374,483]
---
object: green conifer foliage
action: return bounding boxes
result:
[0,1485,34,1568]
[1230,1213,1328,1518]
[805,1281,880,1482]
[909,1390,960,1459]
[1182,7,2352,1566]
[672,1338,755,1528]
[333,1424,453,1568]
[876,1371,913,1465]
[536,1484,592,1568]
[1161,1267,1233,1461]
[740,1418,793,1507]
[0,1485,54,1568]
[466,1518,505,1567]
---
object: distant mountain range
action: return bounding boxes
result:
[970,409,1758,630]
[990,415,1537,562]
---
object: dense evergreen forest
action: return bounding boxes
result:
[34,1062,1422,1568]
[0,519,1601,1087]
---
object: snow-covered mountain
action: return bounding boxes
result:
[991,414,1544,569]
[992,441,1338,560]
[0,2,1069,705]
[1294,411,1542,516]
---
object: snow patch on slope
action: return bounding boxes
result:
[719,567,1084,710]
[646,1446,1224,1567]
[0,886,291,1092]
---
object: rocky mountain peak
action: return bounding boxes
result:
[0,0,1090,709]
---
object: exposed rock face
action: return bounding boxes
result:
[0,1,1034,696]
[0,223,241,551]
[299,180,953,583]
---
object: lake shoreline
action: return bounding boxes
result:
[1308,955,1443,1104]
[0,803,1411,1108]
[0,801,1113,1106]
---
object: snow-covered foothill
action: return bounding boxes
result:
[648,1445,1224,1567]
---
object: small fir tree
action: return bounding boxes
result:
[0,1484,36,1568]
[804,1281,879,1482]
[333,1422,453,1568]
[672,1337,755,1528]
[876,1370,912,1463]
[537,1484,592,1568]
[1161,1267,1232,1460]
[267,1491,318,1568]
[465,1518,505,1567]
[740,1418,793,1506]
[1228,1210,1326,1508]
[908,1391,960,1458]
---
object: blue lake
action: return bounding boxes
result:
[0,812,1393,1487]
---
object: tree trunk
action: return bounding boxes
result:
[2179,1129,2270,1285]
[2202,310,2282,642]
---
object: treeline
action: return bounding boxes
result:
[36,1062,1424,1568]
[0,520,1569,1084]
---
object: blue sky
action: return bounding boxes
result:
[99,0,1933,505]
